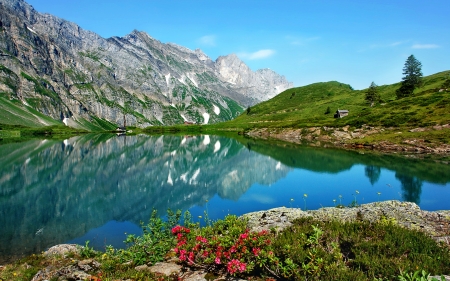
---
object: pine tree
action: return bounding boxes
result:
[396,55,422,99]
[365,82,380,106]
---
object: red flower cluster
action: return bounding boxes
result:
[171,226,190,235]
[172,225,274,276]
[226,259,247,275]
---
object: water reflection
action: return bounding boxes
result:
[0,134,449,263]
[395,173,423,204]
[0,134,290,262]
[365,166,381,186]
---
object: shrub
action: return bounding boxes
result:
[272,217,450,280]
[171,215,282,277]
[104,209,182,266]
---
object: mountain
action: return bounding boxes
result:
[0,0,293,129]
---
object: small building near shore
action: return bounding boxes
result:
[334,109,349,118]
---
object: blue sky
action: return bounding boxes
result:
[26,0,449,90]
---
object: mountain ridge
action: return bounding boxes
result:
[0,0,293,129]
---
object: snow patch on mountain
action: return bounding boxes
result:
[213,104,220,115]
[202,112,210,124]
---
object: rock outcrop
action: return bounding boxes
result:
[246,125,450,155]
[0,0,292,128]
[242,200,450,246]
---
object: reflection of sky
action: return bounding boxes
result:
[68,221,143,251]
[66,163,450,251]
[188,164,450,222]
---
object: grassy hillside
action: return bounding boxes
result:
[0,97,62,127]
[218,71,450,130]
[0,95,119,133]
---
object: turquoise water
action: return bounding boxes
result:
[1,134,449,263]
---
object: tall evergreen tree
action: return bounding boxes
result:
[396,55,422,99]
[365,81,380,106]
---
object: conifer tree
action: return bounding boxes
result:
[365,81,380,106]
[396,55,422,99]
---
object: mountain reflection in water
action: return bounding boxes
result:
[0,134,449,263]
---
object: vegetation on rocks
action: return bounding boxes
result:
[1,202,449,281]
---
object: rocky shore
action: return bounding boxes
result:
[242,200,450,246]
[245,124,450,156]
[2,201,449,281]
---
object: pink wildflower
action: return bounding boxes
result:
[176,239,186,247]
[226,259,247,275]
[195,236,208,243]
[172,225,190,235]
[179,249,187,261]
[215,257,221,264]
[239,233,249,240]
[252,247,261,256]
[188,252,195,264]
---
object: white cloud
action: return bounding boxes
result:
[389,41,403,47]
[287,36,320,46]
[412,44,440,49]
[198,35,216,46]
[368,41,406,49]
[239,49,276,60]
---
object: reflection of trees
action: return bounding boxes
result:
[395,173,423,204]
[365,166,381,186]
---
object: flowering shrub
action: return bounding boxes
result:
[171,215,279,276]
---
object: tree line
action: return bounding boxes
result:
[365,54,423,106]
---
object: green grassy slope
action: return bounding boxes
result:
[218,71,450,130]
[0,96,119,132]
[0,97,62,127]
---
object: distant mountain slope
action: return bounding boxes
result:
[223,71,450,129]
[0,0,292,129]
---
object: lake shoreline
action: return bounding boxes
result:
[2,200,449,266]
[1,200,450,280]
[244,125,450,158]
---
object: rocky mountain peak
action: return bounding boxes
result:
[0,0,293,129]
[215,54,293,102]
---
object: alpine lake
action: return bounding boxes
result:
[1,133,450,264]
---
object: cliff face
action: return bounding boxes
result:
[0,0,292,128]
[216,54,293,103]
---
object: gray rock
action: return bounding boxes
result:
[148,262,182,276]
[135,264,150,271]
[242,206,311,232]
[241,201,450,245]
[430,276,450,281]
[44,244,79,258]
[77,259,100,271]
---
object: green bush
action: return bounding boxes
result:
[272,218,450,280]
